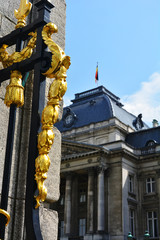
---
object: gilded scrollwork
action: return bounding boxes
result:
[34,22,71,208]
[0,209,10,226]
[14,0,32,29]
[0,32,37,68]
[42,22,71,78]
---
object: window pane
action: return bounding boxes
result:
[154,212,157,218]
[154,219,158,237]
[147,211,158,238]
[148,220,153,237]
[147,178,150,183]
[152,182,155,192]
[148,212,152,218]
[59,221,64,237]
[129,209,135,236]
[80,194,86,203]
[79,185,86,203]
[60,196,64,205]
[147,183,151,193]
[79,218,86,236]
[146,178,156,193]
[129,175,134,192]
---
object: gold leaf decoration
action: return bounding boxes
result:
[34,22,71,208]
[4,70,24,107]
[14,0,32,29]
[0,32,37,68]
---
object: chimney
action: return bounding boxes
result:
[152,119,159,127]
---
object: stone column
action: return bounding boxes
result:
[64,174,72,236]
[71,175,78,236]
[97,166,105,232]
[156,170,160,235]
[87,168,94,233]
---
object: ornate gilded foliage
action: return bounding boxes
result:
[0,32,37,69]
[34,22,71,208]
[0,31,36,108]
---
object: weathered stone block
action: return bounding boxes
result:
[40,205,58,240]
[46,127,61,202]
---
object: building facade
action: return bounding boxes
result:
[54,86,160,240]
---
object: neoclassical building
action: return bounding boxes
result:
[53,86,160,240]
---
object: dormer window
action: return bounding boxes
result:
[141,140,157,155]
[63,107,76,128]
[145,140,157,147]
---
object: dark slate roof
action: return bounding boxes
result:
[55,86,149,132]
[126,126,160,148]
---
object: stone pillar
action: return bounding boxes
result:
[97,166,105,232]
[137,173,144,237]
[64,174,72,236]
[71,175,78,236]
[87,168,94,233]
[156,170,160,236]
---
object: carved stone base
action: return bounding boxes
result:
[84,233,109,240]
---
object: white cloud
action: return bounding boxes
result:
[122,72,160,126]
[63,96,71,107]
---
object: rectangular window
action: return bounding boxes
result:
[129,209,135,236]
[80,193,86,203]
[59,220,64,237]
[147,211,158,237]
[146,177,155,193]
[60,195,64,205]
[129,175,134,193]
[79,218,86,236]
[79,188,86,203]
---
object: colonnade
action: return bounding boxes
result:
[62,165,107,239]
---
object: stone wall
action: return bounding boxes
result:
[0,0,66,239]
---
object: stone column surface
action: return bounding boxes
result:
[40,204,58,240]
[97,167,105,231]
[64,174,72,235]
[87,168,94,233]
[156,170,160,234]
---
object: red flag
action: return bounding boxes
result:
[95,65,98,83]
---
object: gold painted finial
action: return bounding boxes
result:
[14,0,32,29]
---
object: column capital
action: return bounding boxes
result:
[97,162,108,174]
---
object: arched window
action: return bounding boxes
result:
[145,140,157,147]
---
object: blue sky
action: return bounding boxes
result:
[64,0,160,126]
